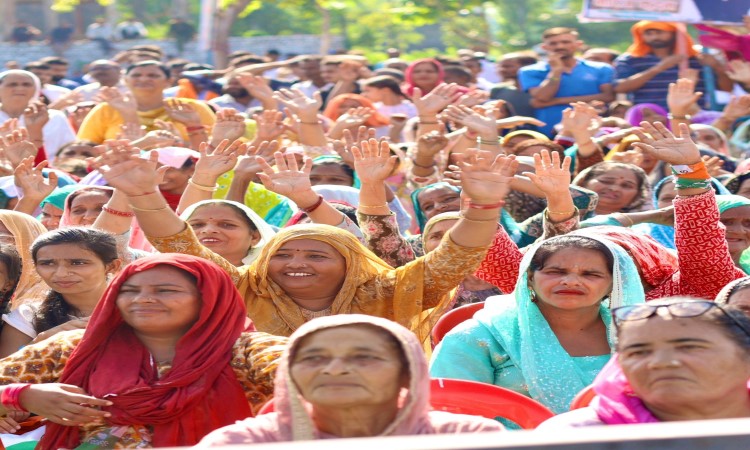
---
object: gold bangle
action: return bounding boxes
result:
[459,213,498,223]
[547,209,575,216]
[129,204,170,212]
[188,178,217,192]
[358,204,389,209]
[615,212,635,227]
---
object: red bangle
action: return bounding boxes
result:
[102,206,135,217]
[467,200,505,210]
[1,383,31,412]
[186,125,205,132]
[300,195,324,214]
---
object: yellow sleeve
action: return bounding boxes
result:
[76,104,124,143]
[231,332,288,415]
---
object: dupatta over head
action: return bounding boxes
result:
[41,254,253,449]
[474,234,645,413]
[0,210,48,308]
[242,224,451,348]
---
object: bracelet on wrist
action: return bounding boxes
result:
[299,194,324,214]
[1,384,32,412]
[188,178,218,192]
[477,137,499,146]
[674,178,712,190]
[458,213,498,223]
[467,200,505,210]
[614,212,635,227]
[102,205,135,217]
[411,159,437,169]
[298,120,322,125]
[186,125,206,132]
[547,209,575,216]
[671,161,709,179]
[129,191,157,197]
[358,203,389,209]
[418,120,438,125]
[129,204,171,212]
[667,113,692,120]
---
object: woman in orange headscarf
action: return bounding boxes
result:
[324,93,391,139]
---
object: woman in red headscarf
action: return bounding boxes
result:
[403,59,445,97]
[0,254,287,448]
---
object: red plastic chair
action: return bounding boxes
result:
[430,378,554,429]
[431,302,485,346]
[259,378,555,429]
[569,385,596,410]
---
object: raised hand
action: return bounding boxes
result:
[667,78,702,115]
[273,89,322,122]
[99,86,137,117]
[0,118,19,135]
[117,122,146,141]
[210,108,247,145]
[335,107,373,128]
[352,138,398,184]
[727,60,750,85]
[14,156,58,199]
[495,116,546,129]
[134,128,180,150]
[459,151,519,204]
[256,151,313,201]
[193,139,247,181]
[522,150,571,198]
[235,73,276,105]
[89,140,163,196]
[20,383,112,426]
[416,131,448,158]
[0,127,38,167]
[560,102,598,137]
[720,95,750,122]
[443,104,497,140]
[609,149,644,166]
[455,90,490,108]
[234,140,281,179]
[164,99,202,126]
[22,101,50,135]
[630,122,701,166]
[48,90,84,110]
[252,110,286,143]
[411,83,463,117]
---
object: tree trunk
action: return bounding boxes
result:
[213,0,252,69]
[315,1,331,55]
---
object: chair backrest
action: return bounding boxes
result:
[431,301,485,346]
[569,385,596,410]
[430,378,554,429]
[259,378,555,429]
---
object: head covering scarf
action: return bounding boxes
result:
[572,162,651,213]
[241,224,448,348]
[59,186,113,228]
[624,103,670,129]
[716,194,750,273]
[502,130,550,149]
[571,226,678,292]
[39,184,79,211]
[474,234,645,413]
[272,314,442,440]
[590,356,659,424]
[627,21,698,58]
[0,70,42,102]
[310,158,360,188]
[403,59,445,97]
[180,199,276,265]
[604,134,642,161]
[0,211,48,308]
[422,211,460,250]
[730,118,750,156]
[694,23,750,62]
[723,171,750,196]
[715,276,750,304]
[40,254,253,449]
[411,182,461,232]
[323,94,390,127]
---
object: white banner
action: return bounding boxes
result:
[581,0,750,24]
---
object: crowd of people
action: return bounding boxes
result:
[0,17,749,448]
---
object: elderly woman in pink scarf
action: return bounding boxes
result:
[196,315,503,445]
[539,297,750,428]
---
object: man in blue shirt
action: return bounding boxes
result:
[519,27,614,136]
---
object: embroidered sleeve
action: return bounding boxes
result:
[672,190,743,299]
[0,330,82,384]
[420,234,490,308]
[357,212,416,267]
[542,208,580,239]
[147,225,242,284]
[231,332,288,415]
[474,227,523,294]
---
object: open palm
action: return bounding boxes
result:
[523,150,571,197]
[460,152,519,204]
[256,152,312,198]
[90,142,160,196]
[630,122,701,165]
[352,139,398,184]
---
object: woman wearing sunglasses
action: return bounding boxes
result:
[540,298,750,427]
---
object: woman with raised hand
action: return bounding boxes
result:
[90,141,514,347]
[0,254,287,448]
